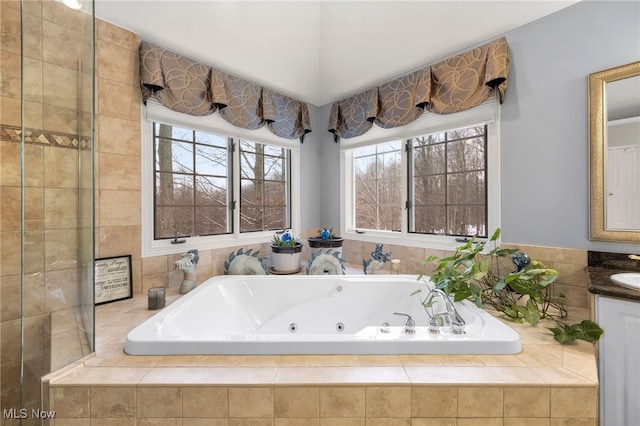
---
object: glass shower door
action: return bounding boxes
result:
[0,0,95,419]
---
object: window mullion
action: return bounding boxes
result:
[192,131,197,236]
[402,139,410,238]
[444,132,450,234]
[232,138,241,238]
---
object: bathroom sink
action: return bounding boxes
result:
[610,273,640,291]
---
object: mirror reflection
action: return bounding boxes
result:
[605,76,640,230]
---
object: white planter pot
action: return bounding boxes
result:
[271,243,303,273]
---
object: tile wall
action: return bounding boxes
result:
[47,384,598,425]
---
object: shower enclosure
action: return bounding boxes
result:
[0,0,95,420]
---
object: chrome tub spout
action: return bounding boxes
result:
[424,289,466,334]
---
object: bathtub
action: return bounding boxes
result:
[124,275,521,355]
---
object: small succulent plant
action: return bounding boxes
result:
[271,231,300,247]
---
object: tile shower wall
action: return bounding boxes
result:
[1,0,93,416]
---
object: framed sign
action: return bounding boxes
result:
[94,255,133,305]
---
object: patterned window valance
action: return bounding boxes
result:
[139,41,312,142]
[328,37,509,141]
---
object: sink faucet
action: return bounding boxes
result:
[423,289,466,334]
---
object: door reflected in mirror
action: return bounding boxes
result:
[589,61,640,243]
[605,76,640,230]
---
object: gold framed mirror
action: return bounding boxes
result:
[589,61,640,243]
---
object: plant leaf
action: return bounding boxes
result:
[492,279,507,292]
[548,326,577,344]
[489,248,519,257]
[571,320,604,343]
[523,299,541,326]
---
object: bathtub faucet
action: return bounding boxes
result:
[423,289,466,334]
[393,312,416,334]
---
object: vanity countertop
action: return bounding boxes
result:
[587,266,640,302]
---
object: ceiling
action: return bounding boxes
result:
[94,0,581,107]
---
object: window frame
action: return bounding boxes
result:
[141,101,300,257]
[152,124,234,239]
[407,124,489,238]
[340,102,501,251]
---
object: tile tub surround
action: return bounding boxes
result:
[139,240,592,321]
[43,287,598,425]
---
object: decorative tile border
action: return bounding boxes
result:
[0,124,92,150]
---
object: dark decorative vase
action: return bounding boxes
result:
[307,236,344,258]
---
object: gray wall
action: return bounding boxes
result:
[300,104,322,231]
[313,0,640,253]
[501,0,639,251]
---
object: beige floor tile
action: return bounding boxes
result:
[550,387,597,419]
[366,387,411,418]
[274,386,320,418]
[90,387,136,417]
[405,366,500,384]
[357,355,402,366]
[319,387,365,418]
[50,367,151,385]
[136,387,182,418]
[397,355,443,366]
[411,386,457,417]
[458,387,503,418]
[411,419,456,426]
[503,387,550,418]
[229,387,274,418]
[183,386,229,418]
[275,367,409,385]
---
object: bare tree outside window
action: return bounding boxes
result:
[154,124,230,239]
[354,142,402,231]
[240,141,289,232]
[410,125,487,237]
[153,124,291,240]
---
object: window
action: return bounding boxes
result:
[153,124,291,239]
[353,142,402,231]
[239,141,290,232]
[409,125,487,237]
[142,101,300,256]
[154,123,232,239]
[341,101,499,249]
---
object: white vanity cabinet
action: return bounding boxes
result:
[596,295,640,426]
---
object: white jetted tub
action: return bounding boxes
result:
[124,275,521,355]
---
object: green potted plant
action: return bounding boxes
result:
[271,230,303,273]
[307,227,344,259]
[416,228,603,344]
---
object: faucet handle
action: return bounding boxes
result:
[393,312,416,334]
